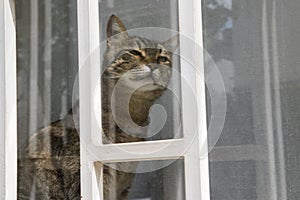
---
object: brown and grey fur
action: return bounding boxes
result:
[18,15,178,200]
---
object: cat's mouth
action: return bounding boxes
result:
[129,68,162,85]
[128,65,163,82]
[118,64,169,89]
[129,65,151,80]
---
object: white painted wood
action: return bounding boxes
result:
[78,0,102,199]
[78,0,94,199]
[0,2,6,198]
[178,0,210,199]
[0,0,17,199]
[81,139,185,162]
[88,0,102,147]
[193,0,211,199]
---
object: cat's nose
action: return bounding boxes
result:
[147,64,158,71]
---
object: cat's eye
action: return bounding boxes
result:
[158,56,169,63]
[121,53,132,60]
[129,50,143,57]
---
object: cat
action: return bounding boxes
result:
[18,15,178,200]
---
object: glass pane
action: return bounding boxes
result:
[16,0,79,199]
[203,0,300,199]
[99,0,182,144]
[100,159,185,200]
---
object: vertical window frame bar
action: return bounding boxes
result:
[78,0,101,199]
[178,0,210,199]
[0,0,17,199]
[194,0,211,198]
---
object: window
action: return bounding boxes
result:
[2,0,300,200]
[78,0,209,199]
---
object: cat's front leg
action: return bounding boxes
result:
[33,158,66,200]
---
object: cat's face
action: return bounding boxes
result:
[103,15,179,91]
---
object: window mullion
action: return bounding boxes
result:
[86,139,186,163]
[179,0,211,199]
[78,0,98,199]
[0,1,6,198]
[1,0,17,199]
[193,0,211,199]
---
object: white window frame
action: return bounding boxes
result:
[77,0,210,200]
[0,0,17,199]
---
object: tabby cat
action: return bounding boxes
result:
[18,15,178,200]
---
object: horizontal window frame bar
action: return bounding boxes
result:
[83,139,186,163]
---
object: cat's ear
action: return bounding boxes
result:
[106,15,129,43]
[163,34,179,53]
